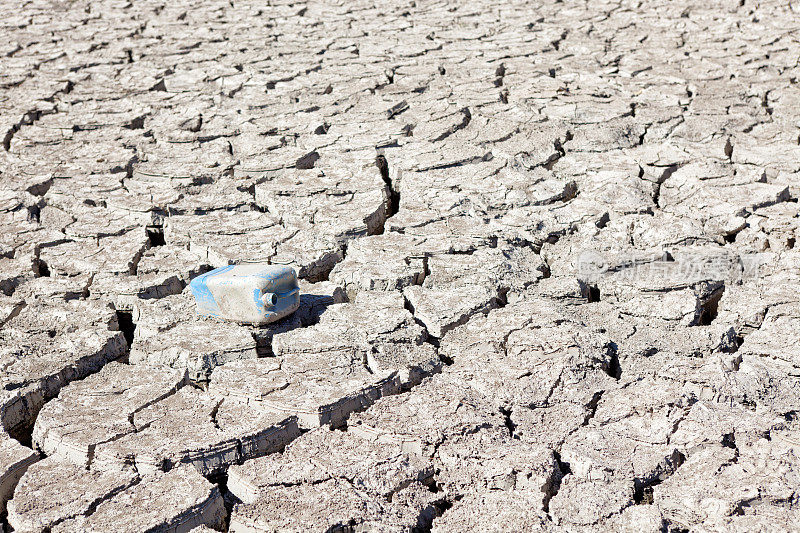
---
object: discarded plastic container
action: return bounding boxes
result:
[189,264,300,325]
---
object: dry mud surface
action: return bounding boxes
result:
[2,0,800,531]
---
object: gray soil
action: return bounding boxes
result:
[1,0,799,531]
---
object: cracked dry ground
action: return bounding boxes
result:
[1,0,800,532]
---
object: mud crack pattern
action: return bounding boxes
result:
[1,0,800,531]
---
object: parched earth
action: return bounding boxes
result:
[1,0,800,531]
